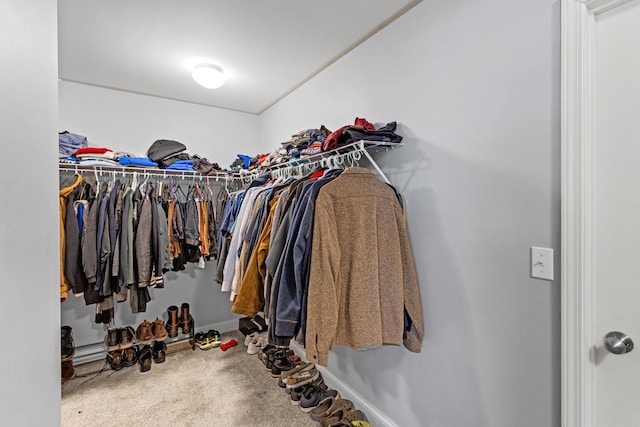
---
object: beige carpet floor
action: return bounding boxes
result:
[61,330,317,427]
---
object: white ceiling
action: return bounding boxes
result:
[58,0,420,115]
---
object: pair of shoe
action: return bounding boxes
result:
[299,383,340,413]
[136,319,167,344]
[246,334,268,355]
[278,361,314,388]
[310,396,368,427]
[286,365,321,389]
[271,349,304,377]
[106,345,138,371]
[135,341,167,372]
[104,326,136,351]
[106,349,125,371]
[194,330,221,350]
[243,332,259,346]
[166,303,192,337]
[289,373,325,405]
[258,346,295,372]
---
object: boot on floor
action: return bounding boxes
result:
[166,305,179,338]
[179,303,192,335]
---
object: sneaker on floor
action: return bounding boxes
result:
[207,330,221,348]
[247,335,267,355]
[61,326,75,361]
[290,383,318,406]
[271,348,295,376]
[280,362,314,388]
[300,384,340,413]
[195,330,221,350]
[195,331,209,350]
[243,332,259,347]
[286,367,321,389]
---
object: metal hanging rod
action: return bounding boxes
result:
[260,140,402,184]
[58,140,402,184]
[58,163,239,182]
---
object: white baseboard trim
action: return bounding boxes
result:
[73,319,240,365]
[289,341,398,427]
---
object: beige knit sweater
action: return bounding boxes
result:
[305,168,424,365]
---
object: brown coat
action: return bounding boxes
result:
[232,195,280,317]
[305,168,423,365]
[59,174,83,302]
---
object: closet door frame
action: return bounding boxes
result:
[561,0,636,426]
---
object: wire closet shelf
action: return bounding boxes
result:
[58,140,403,185]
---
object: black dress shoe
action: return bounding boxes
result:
[138,345,153,372]
[153,341,167,364]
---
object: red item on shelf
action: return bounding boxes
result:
[73,147,111,156]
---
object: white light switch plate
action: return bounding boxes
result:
[531,247,554,280]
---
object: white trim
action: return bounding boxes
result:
[561,1,598,427]
[289,341,398,427]
[580,0,634,15]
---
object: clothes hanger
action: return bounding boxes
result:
[206,177,214,199]
[131,172,138,191]
[139,172,150,193]
[176,183,188,202]
[351,149,362,166]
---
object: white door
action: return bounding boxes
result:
[593,2,640,425]
[562,1,640,426]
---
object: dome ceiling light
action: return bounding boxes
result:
[192,63,226,89]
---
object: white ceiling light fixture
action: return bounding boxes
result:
[192,63,226,89]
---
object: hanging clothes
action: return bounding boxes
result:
[64,181,92,297]
[273,169,343,342]
[59,173,83,301]
[59,169,227,322]
[304,168,423,366]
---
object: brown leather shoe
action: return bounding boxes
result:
[136,320,153,344]
[106,350,124,371]
[119,326,136,349]
[122,346,138,367]
[152,318,168,341]
[61,360,74,383]
[104,328,120,351]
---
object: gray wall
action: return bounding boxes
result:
[0,0,61,424]
[2,0,561,425]
[259,1,561,426]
